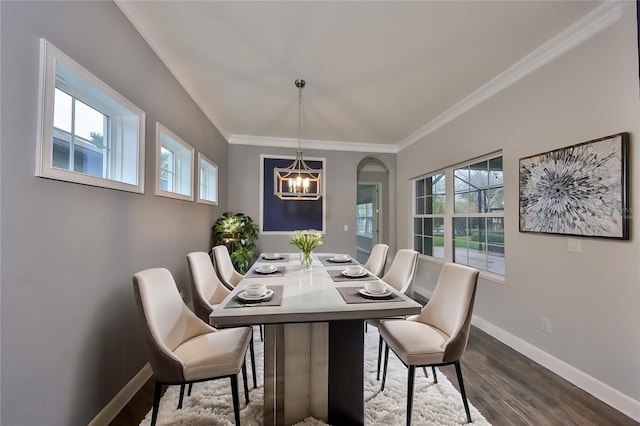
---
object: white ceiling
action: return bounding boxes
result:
[115,1,603,152]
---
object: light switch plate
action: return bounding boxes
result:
[567,238,581,253]
[343,225,348,231]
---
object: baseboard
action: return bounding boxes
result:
[88,363,153,426]
[413,288,640,422]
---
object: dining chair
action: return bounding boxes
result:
[187,251,257,389]
[362,243,389,278]
[379,262,480,425]
[368,248,419,379]
[212,245,244,290]
[133,267,252,426]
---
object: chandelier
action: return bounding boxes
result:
[274,79,322,200]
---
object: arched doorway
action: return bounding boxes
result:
[356,157,389,264]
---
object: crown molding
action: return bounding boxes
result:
[229,134,399,154]
[397,1,622,151]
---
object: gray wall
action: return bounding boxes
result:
[228,145,397,257]
[1,2,228,424]
[398,1,640,402]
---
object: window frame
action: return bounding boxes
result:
[412,152,505,279]
[356,201,374,238]
[197,153,219,205]
[36,39,146,193]
[155,123,195,202]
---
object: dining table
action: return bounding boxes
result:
[209,252,422,426]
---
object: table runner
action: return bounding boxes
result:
[224,286,284,308]
[319,255,359,266]
[335,286,402,304]
[327,268,375,282]
[244,265,286,278]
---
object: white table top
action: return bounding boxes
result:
[209,252,422,327]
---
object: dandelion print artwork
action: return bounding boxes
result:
[519,133,628,239]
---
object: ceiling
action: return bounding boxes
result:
[115,1,602,152]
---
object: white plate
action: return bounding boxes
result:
[341,269,367,278]
[255,266,278,274]
[358,288,392,298]
[238,289,274,301]
[330,256,351,263]
[262,254,281,260]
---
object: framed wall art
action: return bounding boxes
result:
[519,132,629,239]
[260,155,326,233]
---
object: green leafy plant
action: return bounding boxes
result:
[211,212,259,274]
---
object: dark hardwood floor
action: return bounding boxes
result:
[110,325,638,425]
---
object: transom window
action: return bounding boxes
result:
[36,39,145,193]
[155,123,194,201]
[413,153,504,276]
[197,153,218,205]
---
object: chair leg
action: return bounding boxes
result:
[151,381,162,426]
[242,361,250,405]
[422,367,429,378]
[249,337,257,389]
[381,343,390,391]
[454,361,472,424]
[230,375,241,425]
[260,324,264,341]
[188,383,193,396]
[376,334,384,380]
[407,365,415,426]
[432,366,437,383]
[178,384,185,409]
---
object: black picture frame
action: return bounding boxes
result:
[261,156,325,233]
[519,132,629,239]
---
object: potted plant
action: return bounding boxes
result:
[211,212,259,274]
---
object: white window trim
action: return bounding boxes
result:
[411,151,505,280]
[197,152,218,206]
[155,123,194,202]
[36,39,145,193]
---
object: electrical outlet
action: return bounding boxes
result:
[540,317,553,334]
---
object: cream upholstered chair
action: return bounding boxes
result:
[362,243,389,278]
[368,248,419,379]
[212,245,244,290]
[133,268,252,426]
[187,251,257,389]
[379,262,480,425]
[381,248,419,293]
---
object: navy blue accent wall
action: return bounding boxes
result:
[263,157,324,231]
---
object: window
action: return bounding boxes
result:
[356,202,373,238]
[413,153,504,276]
[155,123,194,201]
[197,153,218,205]
[36,39,145,193]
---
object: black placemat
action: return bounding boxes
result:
[259,254,290,262]
[335,286,402,304]
[224,286,284,308]
[244,265,286,278]
[327,268,374,282]
[319,255,358,266]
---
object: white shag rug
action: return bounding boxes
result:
[141,326,491,425]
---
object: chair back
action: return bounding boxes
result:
[133,268,213,382]
[212,245,243,289]
[363,244,389,277]
[187,252,231,322]
[417,263,479,362]
[381,249,419,293]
